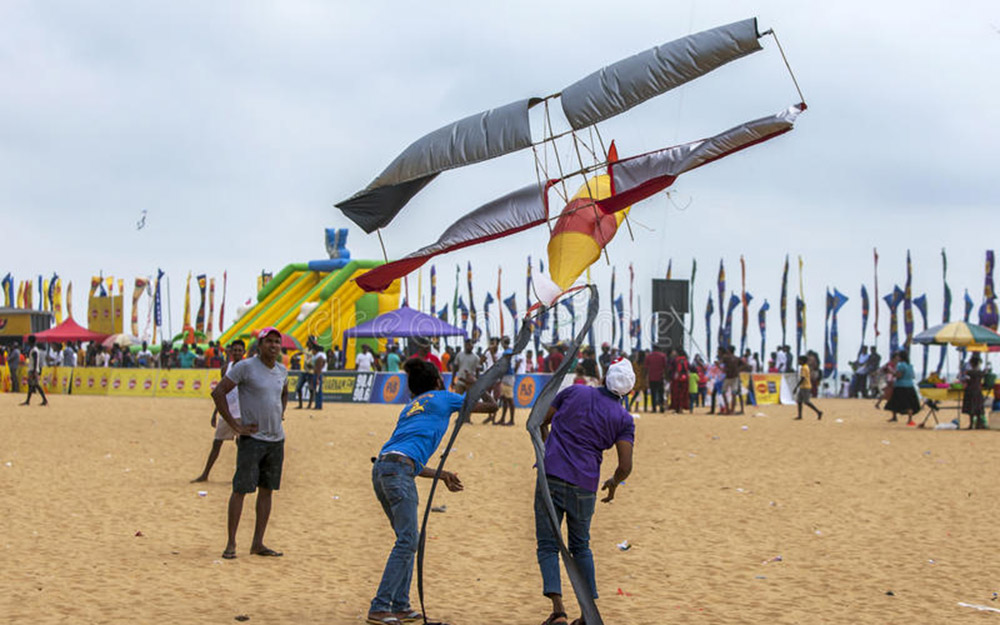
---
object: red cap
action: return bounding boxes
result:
[257,326,281,340]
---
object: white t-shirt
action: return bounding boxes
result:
[775,351,788,371]
[222,361,241,420]
[356,351,375,372]
[514,353,527,375]
[312,352,327,374]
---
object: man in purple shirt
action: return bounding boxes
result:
[536,358,635,625]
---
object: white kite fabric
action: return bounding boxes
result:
[335,18,766,233]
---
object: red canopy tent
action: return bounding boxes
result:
[32,317,109,344]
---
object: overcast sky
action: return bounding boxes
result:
[3,1,999,373]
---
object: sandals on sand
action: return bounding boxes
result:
[366,615,401,625]
[251,547,283,557]
[221,549,237,560]
[542,612,568,625]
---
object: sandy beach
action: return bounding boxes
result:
[2,392,1000,624]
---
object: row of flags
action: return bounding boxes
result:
[2,270,229,344]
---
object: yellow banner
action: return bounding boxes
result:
[155,369,214,398]
[750,373,783,405]
[108,369,157,396]
[74,367,111,395]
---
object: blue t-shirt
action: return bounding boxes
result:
[894,362,916,389]
[386,352,401,372]
[380,391,465,472]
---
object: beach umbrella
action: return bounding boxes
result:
[102,333,140,348]
[913,321,1000,347]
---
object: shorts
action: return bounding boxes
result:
[214,416,240,441]
[797,387,812,403]
[501,382,514,399]
[722,378,740,394]
[233,436,284,493]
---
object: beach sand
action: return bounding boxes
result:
[2,392,1000,624]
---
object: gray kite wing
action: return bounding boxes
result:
[560,18,763,130]
[336,98,540,233]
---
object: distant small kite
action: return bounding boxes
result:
[136,210,147,230]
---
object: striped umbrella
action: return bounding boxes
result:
[913,321,1000,347]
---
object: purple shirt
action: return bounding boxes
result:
[544,385,635,492]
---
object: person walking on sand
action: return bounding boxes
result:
[367,358,496,625]
[192,340,246,483]
[534,358,635,625]
[884,350,920,426]
[793,356,823,420]
[18,335,47,406]
[211,327,288,560]
[961,354,986,429]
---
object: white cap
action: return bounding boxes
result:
[605,357,635,397]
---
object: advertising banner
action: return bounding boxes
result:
[750,374,783,405]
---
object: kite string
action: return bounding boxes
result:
[765,29,806,105]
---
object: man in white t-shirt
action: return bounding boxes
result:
[355,344,376,372]
[137,342,154,368]
[192,340,246,483]
[18,335,48,406]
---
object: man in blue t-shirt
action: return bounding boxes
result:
[535,358,635,625]
[367,358,496,625]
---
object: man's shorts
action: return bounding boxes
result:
[214,417,240,441]
[722,378,741,395]
[501,379,514,399]
[797,387,812,403]
[233,436,284,493]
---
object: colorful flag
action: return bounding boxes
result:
[717,260,726,350]
[561,297,577,339]
[965,289,974,321]
[484,290,495,337]
[458,296,469,334]
[42,278,50,311]
[219,271,228,336]
[705,293,714,357]
[827,289,849,380]
[688,258,697,346]
[1,273,12,307]
[795,296,804,358]
[208,277,216,340]
[467,262,480,342]
[131,278,149,337]
[884,286,904,354]
[913,294,928,379]
[979,250,998,330]
[183,272,192,330]
[610,267,617,349]
[430,265,437,323]
[758,300,770,361]
[90,275,103,297]
[723,293,740,350]
[798,256,806,349]
[860,285,869,354]
[628,264,635,343]
[903,250,913,349]
[614,294,625,352]
[66,281,73,320]
[823,289,833,379]
[666,259,672,280]
[437,305,448,322]
[195,274,207,333]
[937,250,950,373]
[16,281,24,308]
[780,255,789,347]
[52,277,63,323]
[873,248,880,339]
[740,255,749,354]
[453,264,460,322]
[497,267,504,337]
[526,256,532,310]
[503,293,517,334]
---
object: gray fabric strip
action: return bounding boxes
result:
[560,18,762,130]
[525,286,603,625]
[612,103,803,193]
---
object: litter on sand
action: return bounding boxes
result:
[431,505,447,513]
[617,540,631,551]
[958,602,1000,614]
[197,491,208,497]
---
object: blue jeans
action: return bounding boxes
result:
[313,372,323,409]
[535,476,598,599]
[370,459,419,613]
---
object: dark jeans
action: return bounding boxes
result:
[370,458,420,614]
[648,380,665,412]
[534,476,598,599]
[9,367,20,393]
[296,372,313,407]
[313,372,323,409]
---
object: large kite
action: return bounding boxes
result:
[340,18,806,293]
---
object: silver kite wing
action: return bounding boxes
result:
[560,18,763,130]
